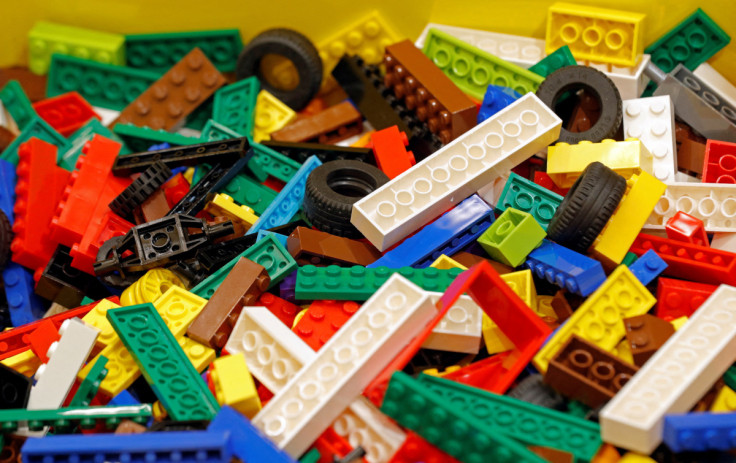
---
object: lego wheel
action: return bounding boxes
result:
[304,160,389,238]
[0,209,12,269]
[236,28,322,111]
[547,162,626,253]
[536,66,622,143]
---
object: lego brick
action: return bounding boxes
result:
[386,431,460,463]
[27,320,59,363]
[120,268,185,306]
[710,385,736,412]
[0,363,31,409]
[369,126,416,179]
[245,233,298,288]
[287,227,381,267]
[32,91,99,137]
[35,245,112,308]
[309,426,355,463]
[3,263,46,327]
[533,265,656,373]
[70,208,133,275]
[663,412,736,452]
[178,336,216,373]
[212,76,259,136]
[647,180,736,231]
[253,90,298,143]
[624,313,675,366]
[262,140,375,165]
[0,80,36,130]
[665,211,709,246]
[111,47,226,130]
[253,274,438,457]
[257,293,299,327]
[1,116,69,166]
[1,350,42,378]
[209,406,296,463]
[294,300,361,351]
[201,118,242,142]
[205,193,258,231]
[351,93,561,251]
[250,142,303,184]
[0,404,151,433]
[622,96,677,183]
[712,232,736,252]
[477,208,546,267]
[628,249,667,286]
[421,27,544,100]
[525,239,606,296]
[58,118,121,172]
[477,84,520,124]
[703,139,736,184]
[694,63,736,109]
[112,123,200,153]
[271,101,362,144]
[655,277,718,322]
[528,45,576,77]
[496,173,563,231]
[600,284,736,454]
[209,353,261,418]
[422,292,482,354]
[429,254,467,270]
[69,355,108,407]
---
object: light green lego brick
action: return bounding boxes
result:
[250,141,302,183]
[0,404,151,434]
[201,119,244,142]
[28,21,125,75]
[528,45,576,78]
[69,356,108,407]
[58,118,129,171]
[113,123,201,153]
[0,117,70,166]
[0,80,36,130]
[478,208,546,267]
[422,27,544,100]
[495,173,562,231]
[219,172,278,215]
[213,76,260,137]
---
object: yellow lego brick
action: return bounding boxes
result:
[481,313,515,354]
[547,139,653,188]
[500,269,536,310]
[209,353,261,419]
[152,286,208,337]
[429,254,468,270]
[120,269,185,306]
[421,366,462,377]
[205,193,259,230]
[535,295,558,320]
[591,171,667,266]
[619,453,656,463]
[533,265,655,373]
[80,338,139,397]
[711,385,736,412]
[183,167,195,184]
[81,299,121,348]
[670,316,688,331]
[1,350,42,377]
[546,2,645,67]
[252,90,297,142]
[153,401,168,421]
[613,338,634,365]
[179,337,216,372]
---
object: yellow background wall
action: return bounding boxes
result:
[1,0,734,80]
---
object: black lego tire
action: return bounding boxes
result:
[236,28,322,111]
[0,209,12,269]
[536,66,622,143]
[304,160,389,238]
[547,162,626,253]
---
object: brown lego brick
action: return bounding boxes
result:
[286,227,382,266]
[111,48,225,130]
[114,419,147,434]
[0,126,16,153]
[551,290,573,322]
[135,189,171,224]
[528,446,574,463]
[623,313,675,367]
[0,67,48,102]
[270,101,362,144]
[544,334,639,408]
[186,257,269,348]
[0,434,25,463]
[675,121,706,176]
[449,250,514,274]
[383,40,476,144]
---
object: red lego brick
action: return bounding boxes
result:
[665,211,709,247]
[27,319,60,363]
[311,427,363,463]
[629,233,736,285]
[702,139,736,183]
[262,176,285,193]
[256,383,274,406]
[388,432,461,463]
[368,126,416,179]
[293,299,360,351]
[11,138,70,272]
[655,277,718,321]
[32,92,100,137]
[533,171,569,196]
[162,173,190,209]
[256,293,299,327]
[70,209,133,275]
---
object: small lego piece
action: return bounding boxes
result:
[525,239,606,297]
[695,62,736,108]
[663,411,736,452]
[477,84,520,124]
[1,116,70,166]
[119,268,185,306]
[252,90,298,142]
[69,355,109,407]
[703,139,736,183]
[287,227,380,267]
[623,314,675,366]
[528,45,576,77]
[0,363,32,409]
[212,76,259,136]
[622,96,677,183]
[271,101,362,144]
[109,161,172,220]
[209,353,261,418]
[664,211,708,246]
[496,172,563,230]
[32,91,100,137]
[0,404,151,434]
[645,182,736,233]
[205,193,259,231]
[655,277,718,321]
[35,245,112,308]
[368,126,416,179]
[113,123,200,153]
[0,80,36,130]
[627,249,667,286]
[293,299,361,351]
[477,208,546,267]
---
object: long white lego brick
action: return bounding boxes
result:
[225,306,316,394]
[352,93,561,251]
[694,63,736,109]
[414,23,545,69]
[711,232,736,252]
[623,96,677,183]
[600,284,736,454]
[674,172,700,183]
[643,182,736,232]
[27,318,99,409]
[581,55,651,101]
[476,173,510,208]
[253,274,437,457]
[422,293,482,354]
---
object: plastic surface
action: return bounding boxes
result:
[645,182,736,233]
[622,96,677,183]
[253,90,297,143]
[209,353,261,418]
[477,207,546,267]
[628,249,667,286]
[209,406,296,463]
[422,292,483,354]
[212,76,259,137]
[655,277,717,321]
[524,239,606,296]
[1,116,69,166]
[664,211,709,246]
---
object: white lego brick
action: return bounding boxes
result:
[476,173,510,207]
[711,232,736,252]
[694,63,736,109]
[623,96,677,183]
[27,318,99,410]
[226,307,316,394]
[253,274,437,457]
[92,106,120,126]
[600,285,736,453]
[644,182,736,232]
[581,55,651,101]
[674,171,700,183]
[422,293,482,354]
[415,23,545,69]
[0,101,7,129]
[351,93,562,251]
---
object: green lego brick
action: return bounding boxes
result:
[382,371,546,463]
[47,54,161,111]
[495,173,563,231]
[528,45,576,78]
[0,80,36,130]
[724,365,736,391]
[296,265,463,301]
[113,123,201,153]
[250,141,302,183]
[106,303,219,420]
[478,208,546,267]
[422,28,544,100]
[622,252,639,267]
[69,356,109,408]
[58,118,129,171]
[125,29,243,73]
[213,76,260,137]
[0,404,151,434]
[415,373,602,461]
[645,8,730,73]
[299,449,322,463]
[1,117,70,166]
[201,119,243,142]
[220,172,278,215]
[29,21,126,75]
[185,97,214,130]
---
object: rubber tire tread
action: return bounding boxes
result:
[0,210,12,269]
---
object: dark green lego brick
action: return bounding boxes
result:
[185,96,213,131]
[529,45,576,78]
[113,123,201,153]
[1,117,70,166]
[299,449,322,463]
[645,8,730,73]
[724,364,736,391]
[295,265,464,301]
[0,80,36,130]
[381,371,547,463]
[47,54,161,111]
[59,118,129,171]
[213,76,259,137]
[201,119,243,142]
[125,29,243,73]
[249,141,303,183]
[0,404,151,434]
[220,172,279,215]
[106,303,220,420]
[415,373,602,461]
[496,172,563,231]
[622,252,639,267]
[69,356,109,408]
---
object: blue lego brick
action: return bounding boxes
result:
[279,270,298,303]
[524,240,606,296]
[368,194,494,269]
[496,172,563,231]
[148,142,171,151]
[257,230,288,248]
[663,412,736,453]
[208,406,296,463]
[108,390,141,407]
[477,84,520,124]
[1,117,70,166]
[4,263,46,327]
[246,155,322,235]
[628,248,668,286]
[0,159,17,221]
[21,431,231,463]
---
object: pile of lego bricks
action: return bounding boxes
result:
[1,4,736,463]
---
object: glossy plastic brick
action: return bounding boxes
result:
[422,292,482,354]
[600,284,736,454]
[332,397,407,463]
[4,263,46,327]
[113,123,200,153]
[58,118,120,171]
[1,116,69,166]
[546,3,645,66]
[213,76,259,136]
[0,404,151,433]
[287,227,381,267]
[0,363,31,409]
[250,142,303,183]
[528,45,576,77]
[369,125,416,179]
[477,84,520,124]
[69,355,108,407]
[644,183,736,232]
[663,412,736,452]
[120,269,186,307]
[478,208,546,267]
[28,21,125,75]
[0,80,35,130]
[219,172,278,215]
[622,96,677,183]
[703,139,736,184]
[369,194,493,269]
[209,353,261,418]
[294,300,361,351]
[244,234,297,288]
[525,239,606,296]
[271,101,362,144]
[201,118,242,142]
[533,265,656,373]
[694,62,736,108]
[500,174,562,231]
[253,90,297,143]
[351,93,561,251]
[628,249,667,286]
[205,193,258,231]
[209,406,296,463]
[32,91,99,137]
[585,53,651,101]
[656,277,718,322]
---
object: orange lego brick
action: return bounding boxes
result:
[270,101,362,144]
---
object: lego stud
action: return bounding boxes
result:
[449,154,469,173]
[273,358,293,380]
[560,22,582,44]
[569,348,593,372]
[264,415,288,437]
[429,165,450,185]
[300,381,323,401]
[453,56,473,79]
[582,26,604,47]
[605,29,627,51]
[590,361,615,384]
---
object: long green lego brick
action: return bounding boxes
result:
[0,80,36,130]
[125,29,243,73]
[47,54,161,111]
[113,123,201,153]
[202,119,243,142]
[0,404,151,434]
[185,97,214,130]
[296,265,464,301]
[220,172,279,215]
[106,304,219,420]
[496,172,563,231]
[1,117,70,166]
[58,118,129,171]
[250,142,303,183]
[213,76,260,137]
[725,365,736,391]
[382,371,546,463]
[422,28,544,100]
[645,8,730,73]
[69,356,108,407]
[528,45,576,78]
[415,373,602,461]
